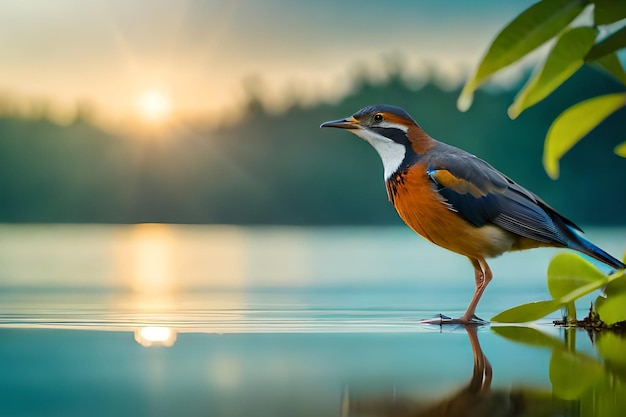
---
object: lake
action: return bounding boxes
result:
[0,224,625,417]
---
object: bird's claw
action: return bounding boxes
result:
[419,313,488,326]
[419,313,453,325]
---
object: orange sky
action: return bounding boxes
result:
[0,1,534,125]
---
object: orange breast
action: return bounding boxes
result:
[387,165,516,259]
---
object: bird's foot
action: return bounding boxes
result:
[419,313,488,326]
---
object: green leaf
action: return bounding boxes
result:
[547,253,608,300]
[585,378,626,415]
[596,293,626,325]
[491,299,563,323]
[615,141,626,157]
[458,0,586,111]
[591,52,626,85]
[543,92,626,178]
[597,332,626,376]
[592,0,626,25]
[509,26,597,119]
[550,350,603,400]
[595,275,626,324]
[585,26,626,62]
[605,273,626,294]
[492,325,563,348]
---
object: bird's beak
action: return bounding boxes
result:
[320,116,359,130]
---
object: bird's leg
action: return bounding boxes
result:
[459,258,493,324]
[466,325,492,393]
[419,258,492,326]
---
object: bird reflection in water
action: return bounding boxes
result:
[342,326,563,417]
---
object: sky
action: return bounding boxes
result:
[0,0,535,125]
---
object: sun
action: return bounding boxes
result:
[136,90,172,122]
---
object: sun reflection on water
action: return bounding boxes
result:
[116,223,181,313]
[116,223,249,296]
[134,326,177,347]
[128,223,179,295]
[114,223,248,333]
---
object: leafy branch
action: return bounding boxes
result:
[492,253,626,323]
[458,0,626,179]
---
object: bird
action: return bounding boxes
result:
[320,104,625,324]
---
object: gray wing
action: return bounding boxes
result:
[423,143,579,245]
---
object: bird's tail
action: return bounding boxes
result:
[565,226,625,271]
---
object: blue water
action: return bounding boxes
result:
[0,224,624,416]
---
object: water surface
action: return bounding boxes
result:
[1,224,624,416]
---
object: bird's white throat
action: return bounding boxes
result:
[351,129,406,180]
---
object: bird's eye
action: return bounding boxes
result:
[373,113,383,123]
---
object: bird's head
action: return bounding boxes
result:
[320,105,434,180]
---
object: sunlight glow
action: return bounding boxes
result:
[136,90,172,122]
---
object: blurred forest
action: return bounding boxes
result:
[0,64,624,225]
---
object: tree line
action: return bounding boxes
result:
[0,65,624,225]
